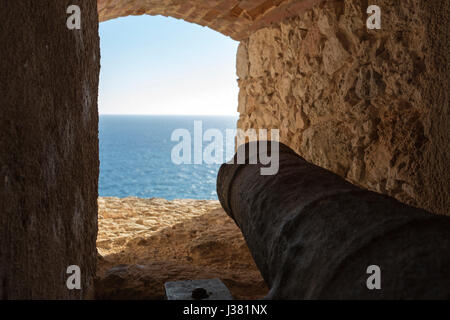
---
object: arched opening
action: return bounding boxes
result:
[95,14,268,299]
[97,0,320,40]
[98,15,239,199]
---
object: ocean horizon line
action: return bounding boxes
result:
[99,115,237,199]
[99,113,238,117]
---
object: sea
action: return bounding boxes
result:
[99,115,238,200]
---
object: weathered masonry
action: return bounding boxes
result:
[1,0,448,299]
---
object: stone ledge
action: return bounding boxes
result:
[96,197,268,299]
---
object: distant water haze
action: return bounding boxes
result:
[99,115,238,200]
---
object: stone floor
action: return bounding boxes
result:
[95,197,268,299]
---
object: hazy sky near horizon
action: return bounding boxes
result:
[98,15,239,115]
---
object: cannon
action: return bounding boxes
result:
[217,141,450,299]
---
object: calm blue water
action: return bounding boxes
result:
[99,115,237,200]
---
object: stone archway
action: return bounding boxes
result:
[97,0,323,40]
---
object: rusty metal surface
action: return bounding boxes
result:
[217,142,450,299]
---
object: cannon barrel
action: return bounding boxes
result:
[217,141,450,299]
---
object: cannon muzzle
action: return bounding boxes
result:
[217,141,450,299]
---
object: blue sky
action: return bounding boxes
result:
[98,15,239,115]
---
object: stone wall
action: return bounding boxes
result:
[0,1,100,299]
[236,0,449,215]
